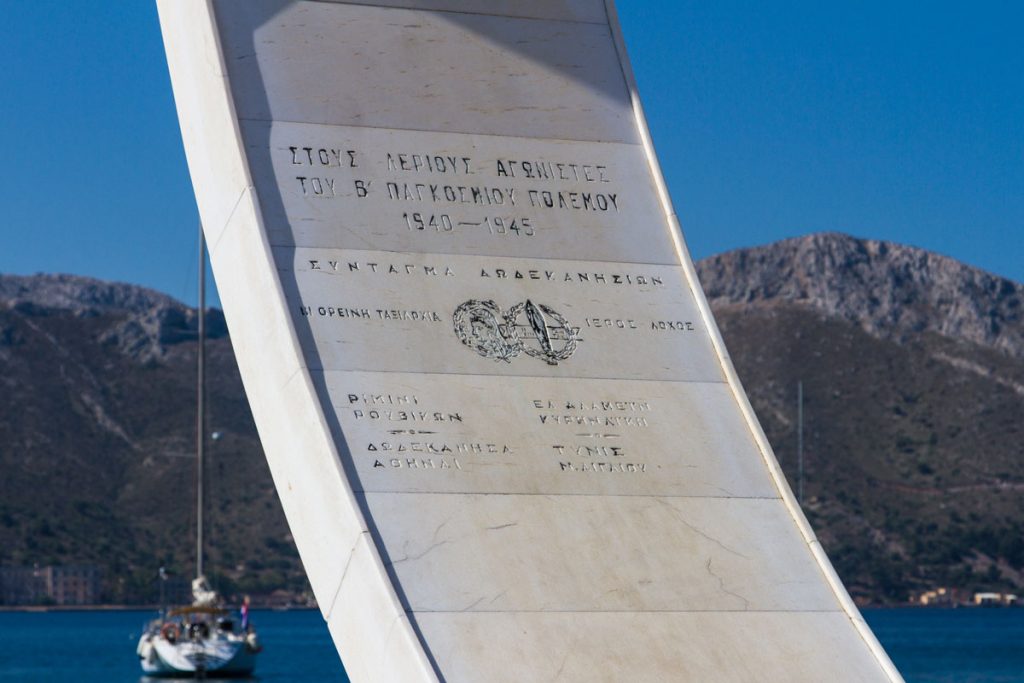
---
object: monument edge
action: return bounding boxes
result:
[155,1,441,681]
[601,1,903,679]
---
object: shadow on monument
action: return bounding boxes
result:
[216,0,636,140]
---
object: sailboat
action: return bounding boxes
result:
[136,229,262,677]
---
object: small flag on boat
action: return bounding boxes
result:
[241,595,250,630]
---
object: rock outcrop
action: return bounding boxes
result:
[697,232,1024,357]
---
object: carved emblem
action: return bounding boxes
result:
[453,299,580,366]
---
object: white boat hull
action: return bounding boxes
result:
[138,633,257,677]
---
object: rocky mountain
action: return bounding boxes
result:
[697,233,1024,602]
[1,232,1022,604]
[699,232,1024,358]
[0,273,298,604]
[0,273,228,364]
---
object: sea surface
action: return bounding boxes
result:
[0,607,1021,681]
[866,608,1024,682]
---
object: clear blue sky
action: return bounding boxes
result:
[0,1,1020,307]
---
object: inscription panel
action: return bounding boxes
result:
[277,247,724,382]
[217,0,637,142]
[325,372,778,498]
[243,121,675,264]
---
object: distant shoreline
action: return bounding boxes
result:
[0,604,319,613]
[3,603,1016,614]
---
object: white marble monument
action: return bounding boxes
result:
[157,2,903,680]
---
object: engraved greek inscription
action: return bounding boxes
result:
[385,182,516,207]
[288,147,351,167]
[301,305,442,322]
[348,394,419,406]
[373,457,464,471]
[308,306,370,319]
[375,309,443,323]
[526,190,618,212]
[387,153,473,175]
[367,441,511,455]
[552,445,625,457]
[558,462,647,474]
[483,216,534,237]
[340,261,455,277]
[532,400,651,411]
[651,321,696,331]
[495,159,611,183]
[479,268,662,288]
[352,410,463,423]
[287,146,359,168]
[539,414,649,428]
[403,212,454,232]
[533,399,652,428]
[296,176,337,198]
[585,318,637,329]
[290,146,337,165]
[278,138,639,246]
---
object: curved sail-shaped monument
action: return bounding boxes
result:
[157,2,902,680]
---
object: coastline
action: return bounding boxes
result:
[3,602,1014,614]
[0,604,319,613]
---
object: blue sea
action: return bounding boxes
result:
[0,608,1020,681]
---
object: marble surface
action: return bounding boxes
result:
[215,0,637,142]
[414,611,894,682]
[158,0,902,680]
[314,0,609,23]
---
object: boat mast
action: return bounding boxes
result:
[196,224,206,580]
